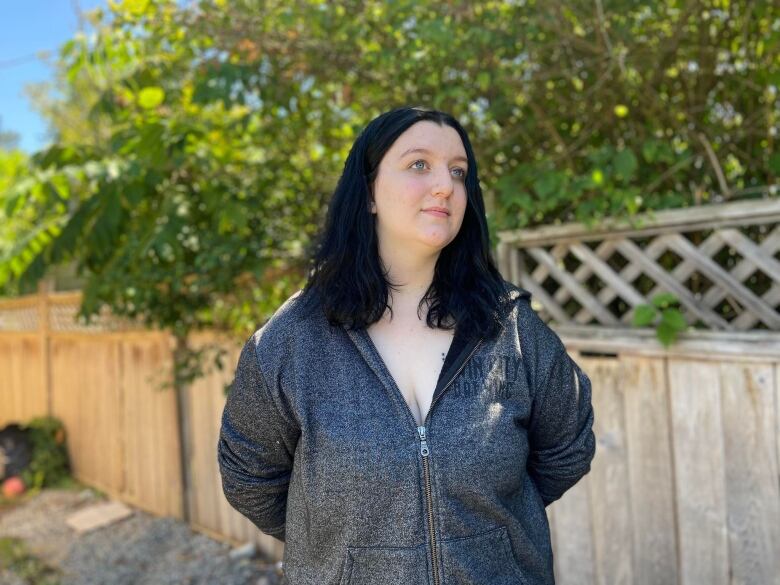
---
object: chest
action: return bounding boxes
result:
[297,332,533,507]
[365,321,455,427]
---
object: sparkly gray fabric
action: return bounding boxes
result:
[217,281,596,585]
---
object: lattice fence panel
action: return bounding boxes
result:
[497,198,780,331]
[0,290,144,333]
[0,304,38,331]
[48,296,141,332]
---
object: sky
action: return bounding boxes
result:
[0,0,107,154]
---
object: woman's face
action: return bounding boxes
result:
[370,120,469,255]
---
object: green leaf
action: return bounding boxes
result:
[660,308,687,331]
[48,174,71,201]
[656,320,678,347]
[641,140,657,163]
[769,152,780,175]
[614,148,638,181]
[651,292,678,309]
[218,203,248,234]
[103,189,122,232]
[49,198,98,263]
[632,303,656,326]
[532,171,562,199]
[4,191,23,217]
[88,189,123,251]
[655,142,676,164]
[138,87,165,109]
[124,182,145,206]
[135,122,166,160]
[19,254,47,290]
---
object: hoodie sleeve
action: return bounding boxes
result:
[525,329,596,508]
[217,334,300,541]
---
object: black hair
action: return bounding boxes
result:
[297,105,512,341]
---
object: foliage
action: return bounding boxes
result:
[0,148,36,297]
[633,292,688,346]
[0,0,777,381]
[0,537,61,585]
[18,417,71,492]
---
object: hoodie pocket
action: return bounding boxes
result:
[339,542,428,585]
[439,525,528,585]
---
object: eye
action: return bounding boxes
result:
[410,160,467,179]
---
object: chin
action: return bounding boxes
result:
[418,234,455,250]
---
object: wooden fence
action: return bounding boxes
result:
[2,198,779,583]
[0,287,284,559]
[550,336,780,585]
[495,197,780,584]
[0,288,184,519]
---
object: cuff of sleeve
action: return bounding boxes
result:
[265,523,286,542]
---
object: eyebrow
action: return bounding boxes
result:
[399,147,468,165]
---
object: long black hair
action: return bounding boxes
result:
[298,105,512,341]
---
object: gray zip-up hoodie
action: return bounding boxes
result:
[217,282,596,585]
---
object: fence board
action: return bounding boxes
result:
[549,478,596,585]
[185,333,284,557]
[131,336,181,517]
[122,342,143,507]
[623,356,678,585]
[583,357,633,585]
[187,334,224,535]
[668,359,729,585]
[720,362,780,584]
[0,334,47,426]
[51,337,125,495]
[777,363,780,536]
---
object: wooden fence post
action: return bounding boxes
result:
[173,333,193,523]
[37,278,53,417]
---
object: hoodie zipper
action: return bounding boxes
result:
[417,425,439,584]
[416,338,483,585]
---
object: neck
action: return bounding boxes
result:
[377,242,439,307]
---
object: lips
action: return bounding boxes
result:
[423,207,450,216]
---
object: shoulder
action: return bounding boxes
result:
[500,278,532,304]
[501,280,567,361]
[249,288,331,371]
[498,278,537,328]
[251,289,306,349]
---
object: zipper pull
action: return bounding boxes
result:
[417,426,430,457]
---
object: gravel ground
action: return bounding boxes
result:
[0,488,285,585]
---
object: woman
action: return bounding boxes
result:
[217,106,596,585]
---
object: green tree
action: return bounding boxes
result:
[1,0,777,382]
[0,147,36,297]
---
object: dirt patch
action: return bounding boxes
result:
[0,488,284,585]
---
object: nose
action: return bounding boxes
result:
[431,166,455,198]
